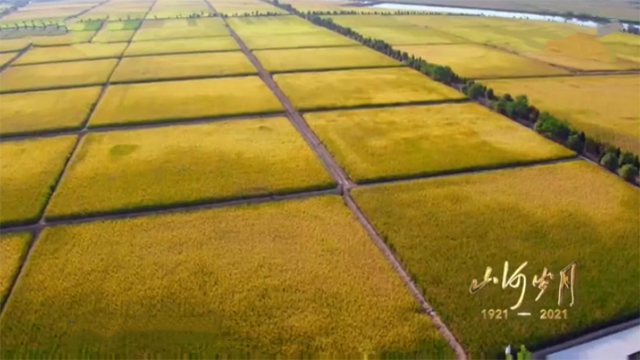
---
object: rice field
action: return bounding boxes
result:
[0,52,17,67]
[111,51,255,83]
[0,38,30,53]
[89,76,282,126]
[274,67,464,110]
[0,136,77,226]
[0,59,117,93]
[351,160,640,357]
[0,87,101,136]
[124,36,239,56]
[397,43,570,79]
[485,74,640,154]
[30,31,96,46]
[306,103,574,182]
[46,118,334,218]
[91,29,136,43]
[212,1,288,15]
[132,18,229,41]
[0,232,31,305]
[0,196,453,358]
[242,32,359,50]
[227,15,320,37]
[254,46,402,72]
[13,43,127,65]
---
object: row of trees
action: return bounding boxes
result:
[273,1,640,184]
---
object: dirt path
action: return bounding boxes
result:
[0,44,31,73]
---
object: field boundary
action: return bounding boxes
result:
[300,97,469,113]
[249,43,363,51]
[123,48,240,57]
[109,70,259,84]
[266,63,405,74]
[11,54,123,67]
[0,43,30,73]
[474,69,640,81]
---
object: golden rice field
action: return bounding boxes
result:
[124,36,239,56]
[397,44,569,79]
[254,46,402,72]
[0,38,30,53]
[0,136,77,226]
[111,51,256,82]
[306,103,574,182]
[13,43,127,65]
[212,1,288,15]
[1,196,453,358]
[0,232,31,305]
[352,160,640,358]
[242,32,359,50]
[485,74,640,154]
[46,118,334,218]
[132,18,229,41]
[0,59,117,93]
[89,76,282,126]
[228,15,321,37]
[0,87,101,135]
[31,31,96,46]
[274,67,464,110]
[91,29,136,43]
[0,52,17,67]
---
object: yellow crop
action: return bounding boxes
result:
[0,232,31,305]
[0,59,117,93]
[352,160,640,357]
[306,103,574,182]
[212,1,287,15]
[0,52,17,67]
[89,76,282,126]
[91,29,136,43]
[0,136,77,226]
[124,36,239,56]
[228,16,322,37]
[1,196,453,357]
[242,32,358,50]
[485,74,640,154]
[14,43,127,65]
[132,18,229,41]
[398,44,569,79]
[47,118,334,218]
[0,87,101,135]
[111,51,256,82]
[31,31,96,46]
[0,39,30,52]
[254,46,402,72]
[274,67,464,110]
[329,17,463,45]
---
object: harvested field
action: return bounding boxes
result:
[228,15,321,37]
[91,29,136,43]
[254,46,402,72]
[124,36,239,56]
[0,52,17,67]
[0,59,117,93]
[352,160,640,358]
[31,31,96,46]
[0,196,453,358]
[397,43,569,79]
[132,18,229,41]
[0,87,101,136]
[306,103,574,182]
[274,67,464,110]
[47,118,334,218]
[111,51,256,82]
[0,232,31,305]
[14,43,127,65]
[242,32,359,50]
[0,136,77,226]
[485,75,640,154]
[89,76,282,126]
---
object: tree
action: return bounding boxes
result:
[618,164,639,182]
[534,112,571,141]
[467,83,484,99]
[619,151,636,167]
[503,93,513,102]
[584,137,600,156]
[566,134,585,153]
[485,88,495,100]
[600,152,619,172]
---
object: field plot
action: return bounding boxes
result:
[0,59,117,93]
[306,103,573,182]
[0,87,101,136]
[124,36,238,56]
[242,32,358,50]
[0,38,30,53]
[132,18,229,41]
[0,232,31,305]
[228,16,322,37]
[30,31,96,46]
[352,160,640,357]
[0,136,77,226]
[255,46,401,72]
[212,0,288,15]
[397,44,569,79]
[91,29,136,43]
[90,76,282,126]
[486,75,640,154]
[111,51,256,82]
[14,43,127,65]
[275,67,464,110]
[0,52,17,67]
[2,196,452,358]
[47,118,334,218]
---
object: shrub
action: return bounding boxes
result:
[534,112,571,141]
[619,152,637,167]
[566,134,584,153]
[467,83,485,99]
[619,164,639,182]
[600,152,619,172]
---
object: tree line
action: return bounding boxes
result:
[273,2,640,183]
